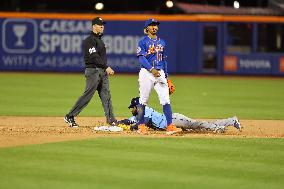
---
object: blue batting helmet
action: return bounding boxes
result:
[144,18,160,28]
[128,97,140,108]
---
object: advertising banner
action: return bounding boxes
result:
[0,14,283,76]
[223,54,284,75]
[0,18,146,73]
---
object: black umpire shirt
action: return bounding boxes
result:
[83,32,108,69]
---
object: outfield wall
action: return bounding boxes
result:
[0,12,284,76]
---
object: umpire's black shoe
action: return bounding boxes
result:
[107,119,118,126]
[64,115,79,128]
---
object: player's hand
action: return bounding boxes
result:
[151,68,160,77]
[106,67,115,75]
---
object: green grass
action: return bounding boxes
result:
[0,138,283,189]
[0,73,283,189]
[0,73,283,119]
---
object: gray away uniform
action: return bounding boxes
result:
[124,107,241,132]
[172,113,240,132]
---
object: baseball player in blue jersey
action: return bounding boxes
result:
[117,97,241,133]
[136,18,181,135]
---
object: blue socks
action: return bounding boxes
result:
[136,103,172,126]
[163,104,172,126]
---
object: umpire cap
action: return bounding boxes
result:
[92,17,106,26]
[144,18,160,28]
[128,97,140,109]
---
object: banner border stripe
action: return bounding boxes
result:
[0,12,284,22]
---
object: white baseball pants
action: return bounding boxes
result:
[138,68,170,106]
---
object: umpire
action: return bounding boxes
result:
[64,17,117,127]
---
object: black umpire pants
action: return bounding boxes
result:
[67,68,115,123]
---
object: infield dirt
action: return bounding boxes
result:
[0,116,283,148]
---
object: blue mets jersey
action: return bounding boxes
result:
[129,106,167,129]
[137,36,167,72]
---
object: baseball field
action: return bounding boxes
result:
[0,72,283,189]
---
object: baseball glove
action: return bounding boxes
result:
[117,124,131,131]
[167,79,175,95]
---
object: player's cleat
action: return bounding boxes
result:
[233,116,241,131]
[166,124,182,135]
[107,119,118,126]
[137,124,147,134]
[64,115,79,128]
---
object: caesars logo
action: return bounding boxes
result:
[2,18,38,53]
[2,18,141,55]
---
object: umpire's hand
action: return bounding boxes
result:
[106,67,115,75]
